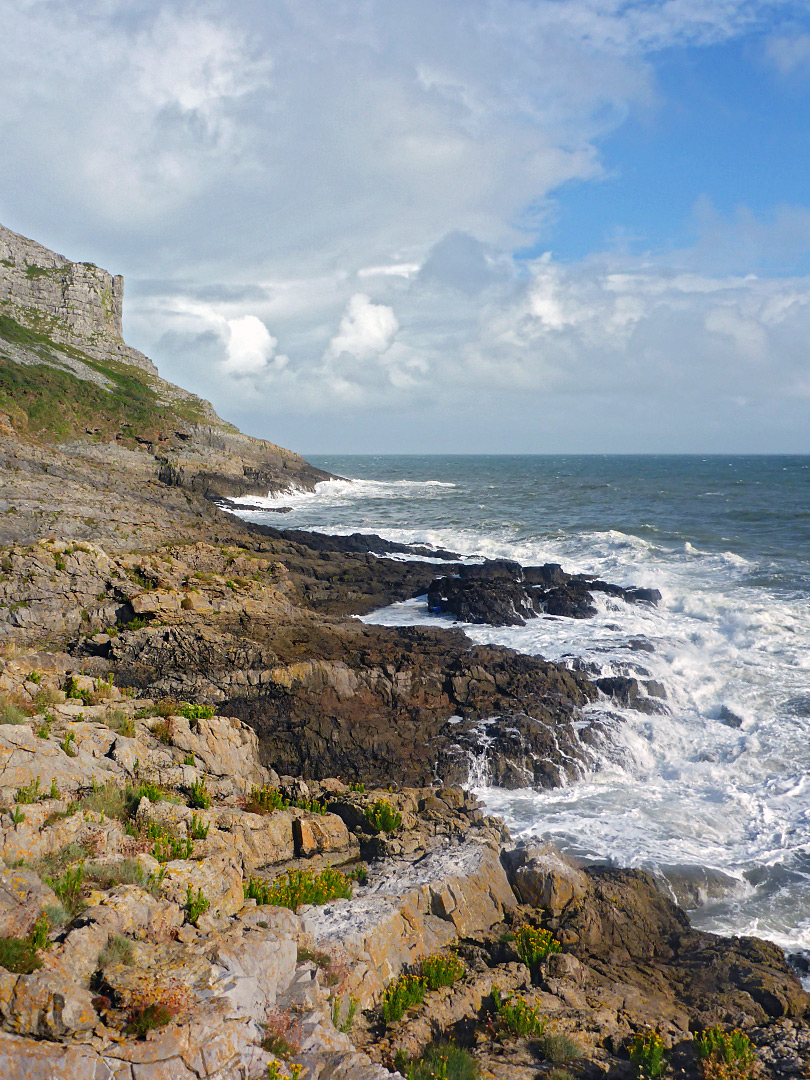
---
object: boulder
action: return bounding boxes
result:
[503,841,589,915]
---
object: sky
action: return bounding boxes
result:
[2,0,810,454]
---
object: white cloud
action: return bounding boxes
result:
[223,315,287,377]
[326,294,399,361]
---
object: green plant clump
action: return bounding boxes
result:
[178,702,215,721]
[420,953,466,991]
[184,886,210,926]
[492,988,546,1038]
[124,1002,174,1037]
[189,813,209,840]
[629,1031,667,1079]
[15,776,41,804]
[382,974,427,1025]
[152,835,194,863]
[364,798,402,833]
[694,1027,755,1080]
[394,1044,478,1080]
[44,863,86,917]
[0,935,42,974]
[187,779,211,809]
[514,924,561,967]
[244,868,353,912]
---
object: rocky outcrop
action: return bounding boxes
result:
[0,222,157,375]
[427,559,662,626]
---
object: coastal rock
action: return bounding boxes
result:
[426,559,661,627]
[0,869,58,937]
[503,841,589,915]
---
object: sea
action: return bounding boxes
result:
[228,454,810,964]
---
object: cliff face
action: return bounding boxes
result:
[0,223,157,375]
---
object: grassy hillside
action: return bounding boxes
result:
[0,313,217,446]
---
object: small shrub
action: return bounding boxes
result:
[98,933,135,968]
[61,730,77,757]
[184,886,210,926]
[187,779,211,809]
[247,785,287,814]
[540,1031,583,1065]
[48,778,59,800]
[178,702,215,722]
[64,675,90,705]
[244,867,353,911]
[128,781,163,811]
[35,714,53,738]
[349,782,365,792]
[420,953,466,990]
[105,710,135,737]
[15,776,41,804]
[262,1008,302,1059]
[151,718,174,745]
[80,781,127,820]
[348,864,368,885]
[395,1044,478,1080]
[152,835,194,863]
[124,1002,174,1037]
[0,697,28,725]
[45,863,86,917]
[27,671,42,684]
[29,912,50,951]
[183,753,195,766]
[331,995,358,1034]
[382,974,427,1025]
[85,860,145,890]
[492,987,546,1038]
[630,1031,667,1079]
[695,1027,755,1080]
[189,813,209,840]
[295,797,328,815]
[0,935,42,974]
[364,798,402,833]
[514,925,561,967]
[10,806,25,826]
[124,616,149,632]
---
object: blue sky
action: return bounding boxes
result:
[1,1,810,453]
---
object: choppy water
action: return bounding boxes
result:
[228,455,810,957]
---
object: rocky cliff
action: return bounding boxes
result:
[0,223,156,375]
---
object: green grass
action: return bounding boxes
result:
[420,953,466,990]
[0,935,42,974]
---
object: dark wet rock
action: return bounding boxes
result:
[426,559,660,627]
[718,704,745,727]
[658,863,745,909]
[596,675,667,713]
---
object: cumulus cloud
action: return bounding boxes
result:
[222,315,287,377]
[326,294,399,361]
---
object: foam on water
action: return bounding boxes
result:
[230,458,810,955]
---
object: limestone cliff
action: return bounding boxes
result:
[0,223,156,375]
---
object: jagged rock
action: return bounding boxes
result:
[427,559,660,627]
[293,814,352,858]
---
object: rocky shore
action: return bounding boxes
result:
[1,223,809,1079]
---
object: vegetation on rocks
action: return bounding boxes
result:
[695,1027,755,1080]
[382,973,427,1024]
[394,1044,478,1080]
[492,987,547,1038]
[364,798,402,833]
[629,1031,667,1079]
[513,924,561,967]
[244,867,353,911]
